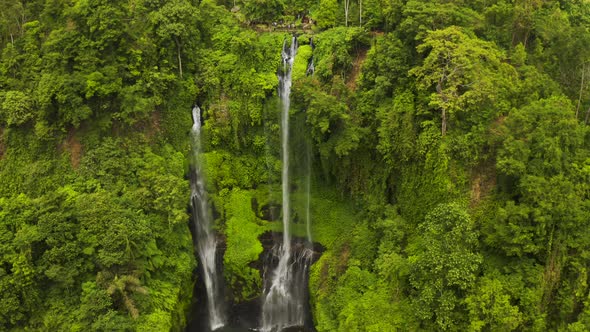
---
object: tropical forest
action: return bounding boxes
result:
[1,0,590,331]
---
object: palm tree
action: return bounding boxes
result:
[102,273,148,319]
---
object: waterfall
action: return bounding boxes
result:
[306,58,315,76]
[280,37,297,262]
[305,37,314,243]
[260,37,315,332]
[305,148,312,244]
[306,38,315,76]
[190,106,226,331]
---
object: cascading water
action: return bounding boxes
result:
[306,38,315,77]
[260,37,315,332]
[190,106,226,331]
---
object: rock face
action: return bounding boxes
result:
[236,231,323,331]
[260,203,282,222]
[259,231,324,332]
[187,231,324,332]
[257,231,324,263]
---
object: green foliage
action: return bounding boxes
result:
[408,203,482,330]
[298,81,362,160]
[313,27,369,83]
[292,44,312,82]
[358,34,410,101]
[399,1,484,41]
[241,0,285,23]
[410,26,515,136]
[222,189,265,301]
[0,90,33,126]
[375,91,417,164]
[2,0,590,331]
[496,97,583,178]
[313,0,339,29]
[0,134,194,330]
[204,150,270,190]
[466,275,523,331]
[293,184,358,249]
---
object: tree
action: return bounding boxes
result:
[493,97,584,243]
[344,0,350,27]
[466,275,523,331]
[399,1,483,42]
[241,0,285,23]
[408,203,482,330]
[99,272,148,319]
[487,96,590,326]
[410,26,512,136]
[0,90,32,126]
[314,0,339,29]
[0,0,25,45]
[149,0,200,78]
[511,0,543,47]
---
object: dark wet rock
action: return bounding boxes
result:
[260,203,282,222]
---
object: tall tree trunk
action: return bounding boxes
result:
[441,108,447,136]
[344,0,349,27]
[576,63,585,119]
[175,37,183,78]
[359,0,362,26]
[437,78,447,136]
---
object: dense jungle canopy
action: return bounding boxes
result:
[1,0,590,331]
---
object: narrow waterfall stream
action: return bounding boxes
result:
[306,38,315,77]
[260,37,314,332]
[190,106,226,331]
[305,39,314,245]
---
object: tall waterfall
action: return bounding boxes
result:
[190,106,226,331]
[260,36,314,332]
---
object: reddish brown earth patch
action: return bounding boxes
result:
[469,161,496,208]
[317,244,350,293]
[211,95,231,125]
[347,49,368,91]
[336,244,351,275]
[61,129,82,169]
[489,115,507,137]
[129,111,162,142]
[146,111,161,140]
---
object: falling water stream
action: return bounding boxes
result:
[305,38,314,244]
[306,38,315,77]
[260,36,315,332]
[190,106,226,331]
[305,149,312,244]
